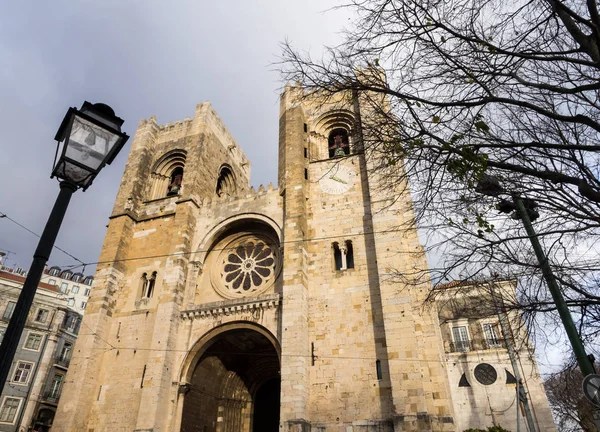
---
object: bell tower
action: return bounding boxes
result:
[277,85,455,431]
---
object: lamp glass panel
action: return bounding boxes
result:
[65,115,119,170]
[54,160,93,186]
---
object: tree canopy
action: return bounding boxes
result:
[280,0,600,347]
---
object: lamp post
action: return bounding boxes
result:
[476,175,595,378]
[0,102,129,393]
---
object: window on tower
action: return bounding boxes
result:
[149,150,187,200]
[167,167,184,196]
[328,128,350,158]
[216,165,236,198]
[333,240,355,271]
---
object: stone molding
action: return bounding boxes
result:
[181,293,281,320]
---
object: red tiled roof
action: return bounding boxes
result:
[0,270,61,293]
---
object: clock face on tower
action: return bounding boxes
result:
[319,165,356,195]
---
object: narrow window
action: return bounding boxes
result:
[35,309,49,323]
[0,397,21,423]
[304,168,308,180]
[24,333,43,351]
[376,360,382,380]
[345,240,354,269]
[216,166,236,198]
[12,361,33,384]
[328,128,350,158]
[3,302,16,320]
[142,272,157,298]
[333,243,342,271]
[452,326,470,352]
[48,373,64,399]
[167,167,184,196]
[141,365,147,388]
[60,342,73,363]
[81,301,87,309]
[303,123,307,133]
[304,147,308,158]
[84,288,91,296]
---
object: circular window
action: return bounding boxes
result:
[210,232,281,299]
[474,363,497,385]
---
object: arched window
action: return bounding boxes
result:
[332,240,354,271]
[216,166,236,198]
[140,272,157,299]
[345,240,355,269]
[167,167,184,196]
[328,128,350,158]
[149,151,186,200]
[332,243,342,271]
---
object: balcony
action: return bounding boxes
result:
[54,355,71,368]
[447,338,507,353]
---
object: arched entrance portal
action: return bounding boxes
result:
[181,328,280,432]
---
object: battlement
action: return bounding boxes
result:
[134,102,250,178]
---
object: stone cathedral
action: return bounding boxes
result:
[52,87,507,432]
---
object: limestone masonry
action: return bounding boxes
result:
[52,88,555,431]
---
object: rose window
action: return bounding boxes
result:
[210,233,280,298]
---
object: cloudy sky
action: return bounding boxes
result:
[0,0,349,271]
[0,1,567,373]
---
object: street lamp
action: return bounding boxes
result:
[0,102,129,393]
[476,174,595,378]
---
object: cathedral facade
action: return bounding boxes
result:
[52,87,515,431]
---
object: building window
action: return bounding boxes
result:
[67,299,75,307]
[81,301,87,309]
[3,302,16,320]
[216,165,236,198]
[59,342,73,362]
[0,397,21,424]
[63,315,80,333]
[333,243,342,270]
[0,327,5,343]
[48,279,56,285]
[72,273,83,283]
[333,241,354,271]
[49,267,61,277]
[141,272,157,299]
[12,361,34,384]
[35,309,49,323]
[84,288,90,296]
[150,150,187,199]
[48,373,64,399]
[24,333,43,351]
[452,326,471,352]
[60,282,68,293]
[483,322,503,348]
[167,167,184,196]
[61,271,72,280]
[328,128,350,158]
[71,286,80,294]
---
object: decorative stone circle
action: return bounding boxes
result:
[474,363,497,385]
[210,233,280,299]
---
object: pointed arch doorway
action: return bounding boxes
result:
[180,326,280,432]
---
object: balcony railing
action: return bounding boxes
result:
[42,390,61,404]
[447,338,507,353]
[54,356,71,368]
